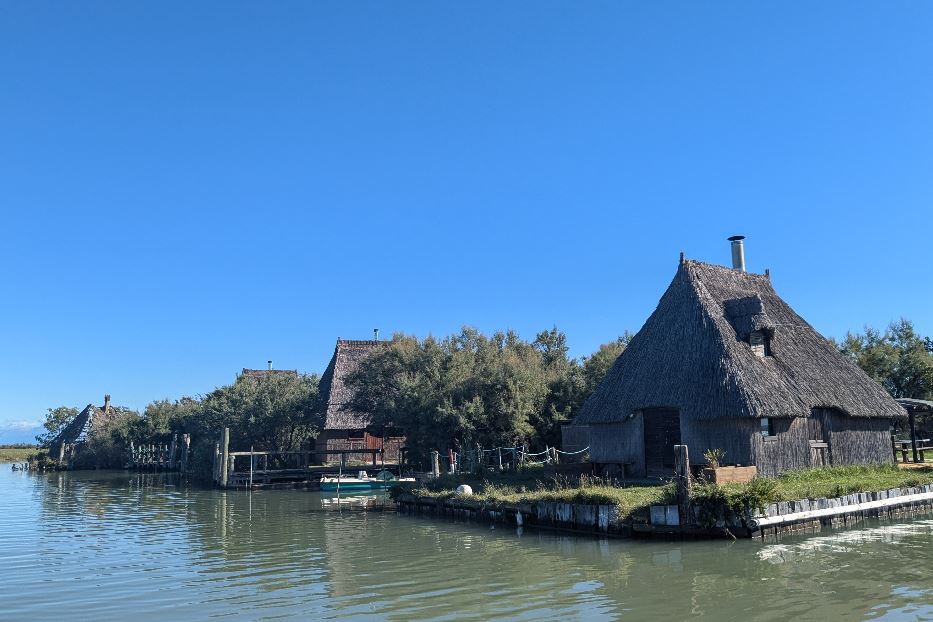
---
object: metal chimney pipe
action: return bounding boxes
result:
[374,328,380,341]
[728,235,746,271]
[267,360,273,370]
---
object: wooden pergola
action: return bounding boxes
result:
[896,398,933,463]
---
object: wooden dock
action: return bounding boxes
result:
[211,427,404,489]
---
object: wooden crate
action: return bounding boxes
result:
[702,465,758,484]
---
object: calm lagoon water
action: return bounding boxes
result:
[2,468,933,621]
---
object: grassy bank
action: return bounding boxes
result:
[689,464,933,527]
[401,468,674,520]
[401,464,933,525]
[0,447,38,463]
[770,464,933,500]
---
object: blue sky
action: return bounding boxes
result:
[1,2,931,442]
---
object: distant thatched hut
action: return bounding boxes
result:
[239,366,299,381]
[572,239,905,478]
[315,339,405,464]
[49,395,115,466]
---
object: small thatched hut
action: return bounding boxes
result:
[572,238,905,478]
[49,395,115,466]
[315,339,405,464]
[239,366,299,381]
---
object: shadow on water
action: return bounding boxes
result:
[4,469,933,621]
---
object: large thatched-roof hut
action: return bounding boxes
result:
[49,395,115,467]
[573,238,905,478]
[315,339,405,464]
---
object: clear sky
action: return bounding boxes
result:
[1,2,931,442]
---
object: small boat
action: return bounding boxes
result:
[319,470,415,492]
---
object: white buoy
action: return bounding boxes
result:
[456,484,473,496]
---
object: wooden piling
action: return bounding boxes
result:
[181,434,190,472]
[674,444,692,526]
[220,428,230,488]
[431,450,440,478]
[213,442,220,482]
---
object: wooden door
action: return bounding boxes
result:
[809,410,830,467]
[643,408,681,476]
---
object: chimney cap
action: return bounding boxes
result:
[727,235,746,242]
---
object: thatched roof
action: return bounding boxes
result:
[897,398,933,413]
[50,403,110,448]
[318,339,381,430]
[239,368,299,381]
[575,259,906,424]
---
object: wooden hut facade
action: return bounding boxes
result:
[573,244,904,478]
[315,339,405,464]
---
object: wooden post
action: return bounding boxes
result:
[213,442,220,482]
[674,444,692,526]
[909,411,919,463]
[497,447,503,471]
[892,433,899,463]
[168,435,177,470]
[129,441,135,468]
[476,443,482,472]
[431,450,440,478]
[249,446,254,488]
[181,434,190,472]
[220,427,230,488]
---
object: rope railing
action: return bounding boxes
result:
[433,446,591,475]
[554,447,589,455]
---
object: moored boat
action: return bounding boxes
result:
[319,470,415,491]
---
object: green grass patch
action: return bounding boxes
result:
[771,464,933,500]
[398,468,674,520]
[690,464,933,527]
[0,447,38,463]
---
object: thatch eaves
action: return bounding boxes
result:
[576,260,906,424]
[318,339,381,430]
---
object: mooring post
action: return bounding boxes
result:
[168,435,177,470]
[182,434,190,472]
[497,447,503,471]
[674,444,692,526]
[431,450,440,478]
[249,445,254,488]
[220,427,230,488]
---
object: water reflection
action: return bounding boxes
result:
[3,469,933,621]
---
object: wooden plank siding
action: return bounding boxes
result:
[587,418,645,477]
[560,425,590,453]
[315,430,405,464]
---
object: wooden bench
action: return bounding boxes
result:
[896,439,932,463]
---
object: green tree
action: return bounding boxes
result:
[578,333,632,404]
[36,406,79,446]
[348,326,636,463]
[840,319,933,400]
